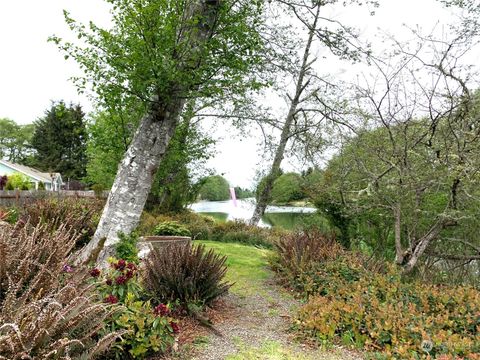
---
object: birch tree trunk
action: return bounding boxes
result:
[75,0,221,265]
[249,5,319,226]
[76,100,184,264]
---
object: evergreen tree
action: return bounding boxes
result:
[31,101,88,180]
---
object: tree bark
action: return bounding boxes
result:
[249,5,319,226]
[76,100,184,264]
[393,203,403,265]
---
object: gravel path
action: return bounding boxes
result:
[189,275,363,360]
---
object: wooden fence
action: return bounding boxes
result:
[0,190,108,207]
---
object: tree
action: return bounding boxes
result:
[234,187,254,199]
[31,101,88,180]
[53,0,267,263]
[256,172,305,205]
[0,118,34,163]
[249,0,376,225]
[198,175,230,201]
[312,29,480,274]
[85,104,143,190]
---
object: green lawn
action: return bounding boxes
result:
[195,240,273,297]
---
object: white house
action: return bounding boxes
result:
[0,159,63,191]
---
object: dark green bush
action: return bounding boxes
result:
[154,221,191,237]
[143,243,231,308]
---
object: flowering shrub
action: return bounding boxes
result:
[108,294,178,358]
[143,243,231,308]
[293,255,480,359]
[93,258,179,359]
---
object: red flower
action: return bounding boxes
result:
[126,270,134,279]
[89,268,101,278]
[104,294,118,304]
[115,275,127,285]
[126,262,137,271]
[154,303,169,317]
[170,321,180,334]
[106,278,113,286]
[114,259,126,270]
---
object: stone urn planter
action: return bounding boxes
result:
[138,235,191,258]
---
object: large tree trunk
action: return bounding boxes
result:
[249,5,319,226]
[76,100,184,264]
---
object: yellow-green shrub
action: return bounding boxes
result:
[294,256,480,359]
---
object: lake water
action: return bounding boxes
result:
[189,198,318,229]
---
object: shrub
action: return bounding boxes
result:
[93,258,178,359]
[154,221,191,237]
[21,197,104,247]
[115,232,140,263]
[292,253,480,358]
[0,223,77,303]
[271,230,343,283]
[138,211,288,247]
[0,223,120,359]
[143,243,231,308]
[91,183,105,197]
[4,173,32,190]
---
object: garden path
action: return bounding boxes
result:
[186,241,363,360]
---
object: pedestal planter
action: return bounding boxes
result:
[138,236,192,258]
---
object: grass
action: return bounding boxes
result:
[195,240,272,297]
[225,340,313,360]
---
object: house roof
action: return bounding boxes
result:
[0,159,62,184]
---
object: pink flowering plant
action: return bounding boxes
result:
[89,258,179,359]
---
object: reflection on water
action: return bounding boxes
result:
[190,198,317,229]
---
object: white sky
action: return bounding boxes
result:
[0,0,466,188]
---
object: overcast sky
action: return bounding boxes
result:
[0,0,463,188]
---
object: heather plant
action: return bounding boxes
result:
[271,230,344,284]
[92,258,179,359]
[21,197,104,247]
[143,243,231,308]
[0,223,120,359]
[0,223,77,303]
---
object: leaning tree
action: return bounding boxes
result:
[52,0,267,264]
[249,0,377,225]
